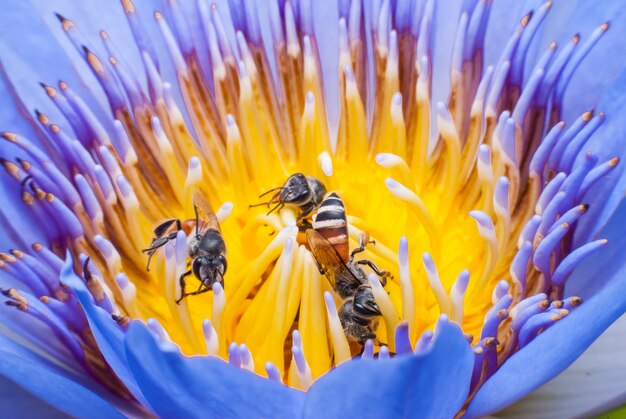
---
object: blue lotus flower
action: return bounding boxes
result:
[1,0,626,417]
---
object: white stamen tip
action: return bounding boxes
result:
[318,152,333,176]
[345,65,355,82]
[399,236,408,266]
[376,153,403,168]
[392,92,402,106]
[216,202,234,222]
[385,177,400,189]
[189,156,200,169]
[212,282,223,295]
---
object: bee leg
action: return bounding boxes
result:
[178,283,211,301]
[188,287,211,297]
[349,245,366,263]
[349,232,373,262]
[297,219,313,232]
[142,238,170,271]
[175,270,192,305]
[142,233,179,271]
[359,333,378,346]
[355,260,390,285]
[153,218,182,238]
[144,219,183,271]
[297,202,315,223]
[315,266,328,276]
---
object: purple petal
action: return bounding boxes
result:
[61,253,151,409]
[0,1,107,132]
[304,317,473,418]
[545,2,626,121]
[312,1,340,129]
[465,257,626,417]
[567,200,626,298]
[0,172,45,250]
[431,0,464,104]
[124,322,305,418]
[572,71,626,246]
[483,1,527,66]
[0,374,65,418]
[0,349,122,418]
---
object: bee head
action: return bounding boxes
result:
[192,255,227,285]
[281,173,311,204]
[353,286,382,318]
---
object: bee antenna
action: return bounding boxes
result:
[268,189,283,205]
[258,187,283,198]
[266,202,284,216]
[249,201,270,208]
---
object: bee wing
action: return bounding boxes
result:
[192,190,221,233]
[306,229,361,291]
[306,229,340,288]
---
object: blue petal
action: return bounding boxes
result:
[465,256,626,417]
[0,0,178,136]
[484,0,626,123]
[536,2,626,269]
[431,0,464,104]
[303,318,474,418]
[0,373,66,418]
[0,173,46,251]
[61,254,152,409]
[483,1,527,66]
[0,1,106,133]
[0,349,123,418]
[483,0,626,123]
[123,321,306,418]
[0,330,111,397]
[568,200,626,298]
[540,0,626,122]
[571,69,626,246]
[0,1,123,250]
[312,0,339,129]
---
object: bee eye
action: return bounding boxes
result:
[219,255,227,273]
[192,257,205,279]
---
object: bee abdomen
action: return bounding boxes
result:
[312,193,349,261]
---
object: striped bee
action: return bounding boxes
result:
[306,193,389,345]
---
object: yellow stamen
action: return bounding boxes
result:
[324,291,351,365]
[368,274,400,351]
[203,319,219,356]
[211,283,227,357]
